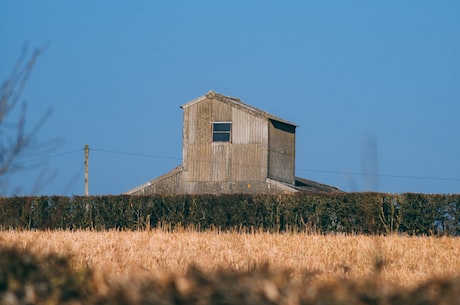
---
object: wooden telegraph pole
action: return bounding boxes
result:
[84,144,89,196]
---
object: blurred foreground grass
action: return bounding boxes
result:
[1,231,460,305]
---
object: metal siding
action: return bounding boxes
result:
[184,99,213,182]
[230,108,268,181]
[231,144,267,181]
[212,99,232,121]
[209,99,232,182]
[176,180,297,195]
[186,144,212,181]
[212,143,230,182]
[187,106,195,145]
[182,108,189,171]
[268,121,296,184]
[182,95,294,191]
[187,100,212,145]
[232,108,268,144]
[197,101,212,145]
[127,91,311,195]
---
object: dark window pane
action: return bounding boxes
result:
[213,123,231,132]
[213,133,231,142]
[212,122,232,142]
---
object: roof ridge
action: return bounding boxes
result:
[207,90,240,102]
[182,90,297,127]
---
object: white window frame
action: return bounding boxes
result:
[212,122,232,142]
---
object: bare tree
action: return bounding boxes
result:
[0,44,56,195]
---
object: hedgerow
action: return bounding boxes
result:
[0,193,459,235]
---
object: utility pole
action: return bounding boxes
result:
[84,144,89,196]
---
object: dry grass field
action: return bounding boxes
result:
[1,229,459,289]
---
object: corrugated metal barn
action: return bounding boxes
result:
[126,91,339,195]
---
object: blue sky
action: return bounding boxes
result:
[1,1,459,196]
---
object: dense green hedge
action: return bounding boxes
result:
[0,193,459,235]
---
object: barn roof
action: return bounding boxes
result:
[181,91,297,127]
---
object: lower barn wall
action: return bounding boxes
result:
[180,180,297,195]
[128,169,298,195]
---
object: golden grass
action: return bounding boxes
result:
[1,229,459,288]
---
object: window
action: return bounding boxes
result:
[212,122,232,142]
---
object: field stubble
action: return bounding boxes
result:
[1,229,459,289]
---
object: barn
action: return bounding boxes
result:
[126,91,339,195]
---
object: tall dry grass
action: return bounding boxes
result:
[1,229,459,288]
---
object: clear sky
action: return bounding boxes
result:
[1,1,459,196]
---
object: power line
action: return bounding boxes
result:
[10,147,459,184]
[67,160,85,196]
[91,148,460,183]
[297,168,460,182]
[11,149,82,166]
[90,148,181,160]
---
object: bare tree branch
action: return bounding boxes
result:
[0,43,57,195]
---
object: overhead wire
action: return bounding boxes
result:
[296,168,460,182]
[9,147,460,184]
[10,149,82,166]
[70,161,85,195]
[90,148,181,160]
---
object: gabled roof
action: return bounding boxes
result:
[181,90,297,127]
